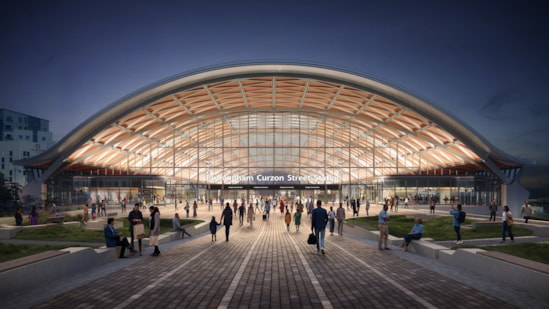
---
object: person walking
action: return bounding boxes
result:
[209,216,220,241]
[128,203,144,256]
[220,202,233,241]
[328,206,336,235]
[311,200,328,255]
[284,209,292,232]
[247,203,255,226]
[501,205,515,243]
[14,207,23,226]
[450,204,463,245]
[238,202,246,226]
[489,199,498,222]
[378,204,390,250]
[184,201,190,218]
[149,206,161,256]
[192,200,198,218]
[100,200,107,217]
[82,204,89,223]
[336,202,345,235]
[293,209,302,232]
[365,199,370,216]
[400,217,423,251]
[521,200,533,223]
[91,203,97,220]
[29,206,39,225]
[264,199,271,220]
[429,196,436,215]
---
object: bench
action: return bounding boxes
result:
[106,212,118,217]
[47,216,64,224]
[477,251,549,275]
[98,245,125,259]
[0,250,69,273]
[407,239,448,259]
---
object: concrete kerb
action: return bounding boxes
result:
[0,219,210,298]
[0,226,23,240]
[0,246,114,298]
[439,248,549,295]
[344,222,549,296]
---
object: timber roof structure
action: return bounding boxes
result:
[19,64,530,185]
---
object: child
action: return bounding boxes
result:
[284,210,292,232]
[209,216,221,242]
[91,204,97,220]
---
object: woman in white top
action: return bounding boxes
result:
[501,205,515,243]
[328,206,336,235]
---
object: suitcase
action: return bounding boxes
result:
[262,214,267,220]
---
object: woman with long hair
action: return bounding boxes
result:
[149,206,161,256]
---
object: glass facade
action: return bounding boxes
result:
[44,112,502,207]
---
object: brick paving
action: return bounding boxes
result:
[29,209,520,309]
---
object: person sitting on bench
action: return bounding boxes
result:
[104,218,136,258]
[172,213,192,238]
[400,217,423,252]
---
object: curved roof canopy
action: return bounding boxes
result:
[21,64,528,185]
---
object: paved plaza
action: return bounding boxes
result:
[3,203,548,308]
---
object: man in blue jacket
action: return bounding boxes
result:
[311,200,328,255]
[104,218,136,258]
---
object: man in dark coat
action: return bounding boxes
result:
[104,218,136,258]
[220,202,233,241]
[311,200,328,255]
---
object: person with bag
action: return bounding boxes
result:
[311,200,328,255]
[500,205,515,243]
[128,203,144,256]
[149,206,161,256]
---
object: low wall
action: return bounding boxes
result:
[0,220,209,297]
[0,247,114,297]
[439,249,549,295]
[344,222,549,296]
[0,226,23,240]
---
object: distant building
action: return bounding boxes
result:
[0,108,53,186]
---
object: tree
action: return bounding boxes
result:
[0,172,22,215]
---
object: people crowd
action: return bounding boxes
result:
[9,195,533,259]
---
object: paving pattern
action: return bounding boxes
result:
[30,210,519,309]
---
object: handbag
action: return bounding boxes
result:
[507,215,514,226]
[133,223,145,239]
[149,235,159,246]
[307,233,317,245]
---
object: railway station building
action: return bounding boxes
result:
[18,64,532,215]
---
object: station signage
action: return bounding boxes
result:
[209,184,339,190]
[206,174,341,183]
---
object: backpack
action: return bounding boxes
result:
[457,210,466,223]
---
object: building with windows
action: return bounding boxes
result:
[0,109,53,186]
[17,64,533,215]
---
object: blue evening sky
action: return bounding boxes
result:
[1,1,548,196]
